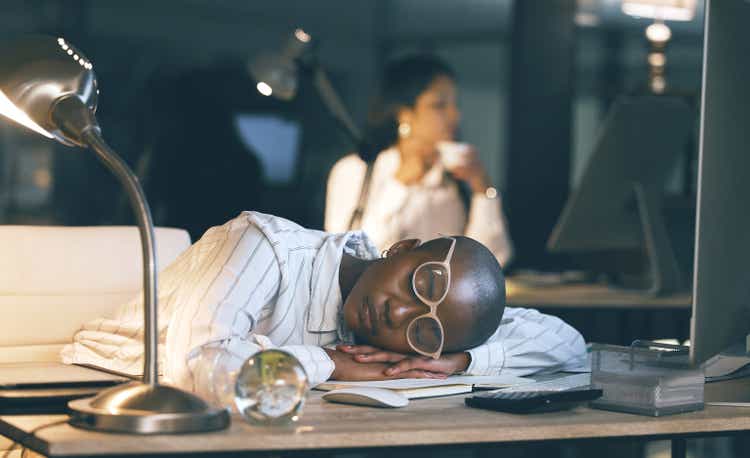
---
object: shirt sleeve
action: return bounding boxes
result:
[464,193,514,268]
[165,217,336,396]
[325,154,366,233]
[464,307,587,377]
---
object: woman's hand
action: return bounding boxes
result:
[395,136,441,185]
[336,344,470,377]
[444,146,491,194]
[324,348,448,381]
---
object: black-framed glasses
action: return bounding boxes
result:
[406,236,456,359]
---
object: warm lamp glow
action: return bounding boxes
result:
[622,0,697,21]
[0,89,54,138]
[294,28,311,43]
[256,81,273,96]
[646,22,672,43]
[648,52,667,67]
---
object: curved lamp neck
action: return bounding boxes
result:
[53,96,159,386]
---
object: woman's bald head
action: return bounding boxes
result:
[416,236,505,351]
[342,235,506,355]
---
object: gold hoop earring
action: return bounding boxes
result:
[398,122,411,138]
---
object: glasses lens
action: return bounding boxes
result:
[407,316,443,355]
[413,263,449,302]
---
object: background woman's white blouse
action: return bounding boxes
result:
[325,148,514,267]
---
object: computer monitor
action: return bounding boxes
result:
[689,0,750,367]
[547,96,693,295]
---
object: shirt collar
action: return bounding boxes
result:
[307,230,378,334]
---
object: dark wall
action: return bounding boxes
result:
[0,0,705,269]
[0,0,378,238]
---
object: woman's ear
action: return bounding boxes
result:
[397,107,413,126]
[383,239,421,258]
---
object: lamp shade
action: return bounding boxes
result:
[0,35,97,147]
[248,28,312,101]
[249,53,298,101]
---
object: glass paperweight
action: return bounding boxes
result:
[193,346,244,409]
[234,349,309,426]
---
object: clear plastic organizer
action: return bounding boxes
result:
[589,342,705,416]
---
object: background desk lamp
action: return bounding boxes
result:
[249,29,373,229]
[0,35,229,434]
[249,28,363,149]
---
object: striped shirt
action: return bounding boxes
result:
[62,211,585,395]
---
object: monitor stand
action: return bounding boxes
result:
[631,182,683,296]
[583,183,683,296]
[703,340,750,404]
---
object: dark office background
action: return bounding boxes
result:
[3,5,743,455]
[0,0,704,269]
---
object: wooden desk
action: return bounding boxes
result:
[1,392,749,457]
[505,280,691,310]
[505,280,692,346]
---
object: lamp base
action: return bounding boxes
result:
[68,381,230,434]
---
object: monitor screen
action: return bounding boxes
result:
[689,0,750,366]
[547,96,692,294]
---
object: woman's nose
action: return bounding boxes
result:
[386,299,428,328]
[452,105,461,123]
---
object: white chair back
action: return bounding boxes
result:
[0,226,190,362]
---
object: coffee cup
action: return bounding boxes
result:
[437,141,471,169]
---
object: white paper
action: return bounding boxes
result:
[315,374,531,391]
[495,373,592,392]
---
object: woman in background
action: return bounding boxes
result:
[325,54,513,266]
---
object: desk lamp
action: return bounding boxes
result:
[249,28,362,147]
[0,35,229,434]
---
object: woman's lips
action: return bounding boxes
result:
[359,299,370,333]
[367,298,379,335]
[360,296,378,336]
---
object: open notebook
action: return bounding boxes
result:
[314,374,532,399]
